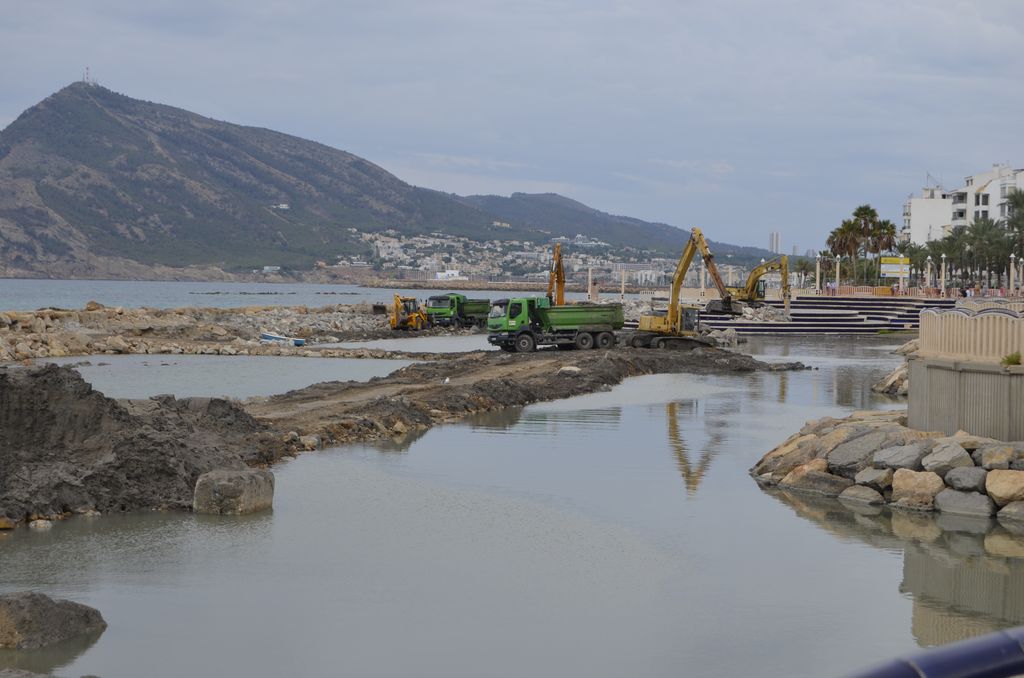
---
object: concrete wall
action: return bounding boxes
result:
[908,357,1024,439]
[919,309,1024,364]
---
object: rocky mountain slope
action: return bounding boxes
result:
[0,83,774,278]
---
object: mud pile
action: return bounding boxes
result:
[0,364,275,525]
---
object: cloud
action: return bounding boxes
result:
[1,0,1023,247]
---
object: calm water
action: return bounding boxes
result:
[0,279,587,311]
[5,337,1018,677]
[44,355,413,399]
[326,333,494,353]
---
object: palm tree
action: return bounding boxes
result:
[852,204,879,284]
[868,219,897,284]
[827,219,860,282]
[1006,188,1024,258]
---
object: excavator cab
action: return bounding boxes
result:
[390,294,429,331]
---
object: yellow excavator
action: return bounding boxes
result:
[389,294,429,331]
[705,255,791,316]
[546,243,566,306]
[632,227,718,349]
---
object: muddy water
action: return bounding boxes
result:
[43,354,413,399]
[5,336,1020,677]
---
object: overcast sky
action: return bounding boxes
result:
[2,0,1023,251]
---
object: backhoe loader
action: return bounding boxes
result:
[389,294,429,331]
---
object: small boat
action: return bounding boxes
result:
[259,331,306,347]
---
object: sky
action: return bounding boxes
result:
[2,0,1023,252]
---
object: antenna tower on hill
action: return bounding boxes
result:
[82,67,97,86]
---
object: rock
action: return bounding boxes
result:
[0,591,107,649]
[873,442,929,471]
[28,520,52,530]
[997,501,1024,523]
[0,516,14,530]
[933,489,996,517]
[193,469,274,515]
[854,467,894,492]
[894,338,919,356]
[557,365,582,375]
[839,485,884,505]
[948,432,999,451]
[817,426,864,454]
[973,444,1014,470]
[827,430,888,478]
[298,434,320,450]
[391,420,408,434]
[104,335,131,353]
[944,466,988,493]
[84,300,105,311]
[891,469,945,510]
[921,440,973,476]
[986,470,1024,507]
[779,462,853,497]
[751,434,819,476]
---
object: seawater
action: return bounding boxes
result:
[4,337,1015,678]
[0,278,590,311]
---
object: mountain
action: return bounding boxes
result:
[461,192,774,262]
[0,83,775,278]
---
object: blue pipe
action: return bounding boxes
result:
[850,627,1024,678]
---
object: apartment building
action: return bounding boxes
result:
[901,164,1024,244]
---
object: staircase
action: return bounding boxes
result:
[700,296,957,335]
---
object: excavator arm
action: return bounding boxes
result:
[546,244,565,306]
[727,255,791,315]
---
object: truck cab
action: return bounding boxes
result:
[487,296,546,334]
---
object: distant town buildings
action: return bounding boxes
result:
[768,231,781,254]
[901,164,1024,245]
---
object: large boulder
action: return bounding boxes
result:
[827,431,889,479]
[839,485,884,505]
[891,469,945,510]
[779,461,854,497]
[997,501,1024,523]
[854,467,894,492]
[0,592,106,650]
[986,470,1024,507]
[921,440,973,476]
[193,469,275,515]
[973,444,1014,470]
[933,489,996,517]
[873,442,929,471]
[945,466,988,493]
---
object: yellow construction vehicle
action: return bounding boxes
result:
[706,255,792,316]
[546,243,566,306]
[632,227,717,349]
[389,294,429,331]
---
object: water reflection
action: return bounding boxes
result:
[766,490,1024,647]
[0,630,104,676]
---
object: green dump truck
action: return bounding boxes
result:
[487,296,625,352]
[424,293,491,327]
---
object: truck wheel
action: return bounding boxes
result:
[574,332,594,350]
[515,334,536,353]
[595,332,614,349]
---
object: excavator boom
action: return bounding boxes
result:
[546,244,565,306]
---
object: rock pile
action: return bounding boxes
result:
[872,338,918,396]
[751,410,1024,522]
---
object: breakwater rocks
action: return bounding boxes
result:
[752,410,1024,522]
[0,301,398,362]
[0,364,282,527]
[871,338,918,396]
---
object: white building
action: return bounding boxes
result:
[901,165,1024,244]
[901,186,952,245]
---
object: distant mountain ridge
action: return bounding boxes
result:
[0,83,773,278]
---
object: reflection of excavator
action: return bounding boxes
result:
[706,255,792,316]
[632,227,718,349]
[389,294,429,331]
[546,243,565,305]
[666,401,716,496]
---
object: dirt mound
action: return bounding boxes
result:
[0,364,268,524]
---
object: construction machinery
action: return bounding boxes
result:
[631,227,718,349]
[546,243,566,305]
[423,293,491,327]
[706,255,792,316]
[487,296,624,352]
[389,294,429,331]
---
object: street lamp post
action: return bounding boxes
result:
[926,255,932,294]
[834,255,841,295]
[940,253,947,297]
[1011,253,1017,297]
[815,254,821,294]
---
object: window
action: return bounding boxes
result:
[982,194,989,205]
[509,302,522,319]
[976,194,981,206]
[982,210,989,220]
